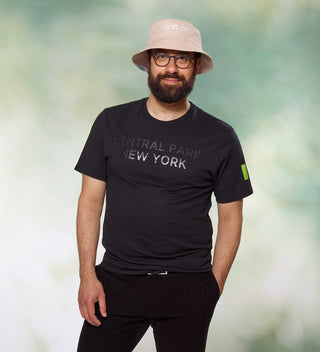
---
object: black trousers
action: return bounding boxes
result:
[77,265,220,352]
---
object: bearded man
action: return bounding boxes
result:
[75,18,253,352]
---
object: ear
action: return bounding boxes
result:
[195,57,201,75]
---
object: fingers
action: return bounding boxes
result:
[87,301,102,326]
[98,293,107,318]
[79,299,101,327]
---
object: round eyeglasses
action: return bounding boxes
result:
[151,53,195,69]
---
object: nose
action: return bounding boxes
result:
[166,56,178,73]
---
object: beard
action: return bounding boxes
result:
[148,70,196,104]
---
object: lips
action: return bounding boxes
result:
[162,78,180,84]
[160,74,183,85]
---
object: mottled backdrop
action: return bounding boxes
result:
[1,0,319,351]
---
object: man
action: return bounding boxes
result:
[75,18,253,352]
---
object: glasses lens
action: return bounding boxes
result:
[154,54,169,66]
[175,56,191,69]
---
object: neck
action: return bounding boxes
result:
[146,93,190,121]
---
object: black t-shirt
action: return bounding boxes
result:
[75,98,253,274]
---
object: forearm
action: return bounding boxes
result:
[212,200,243,294]
[76,194,103,279]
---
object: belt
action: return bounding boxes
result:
[147,270,168,276]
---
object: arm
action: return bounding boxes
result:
[212,199,243,295]
[76,174,107,326]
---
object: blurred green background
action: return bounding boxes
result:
[1,0,319,351]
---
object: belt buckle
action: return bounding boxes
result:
[147,270,168,276]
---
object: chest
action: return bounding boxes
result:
[103,122,221,189]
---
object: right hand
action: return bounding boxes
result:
[78,276,107,326]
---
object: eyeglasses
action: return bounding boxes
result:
[151,53,195,69]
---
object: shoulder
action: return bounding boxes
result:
[191,103,236,139]
[99,98,147,119]
[90,98,146,131]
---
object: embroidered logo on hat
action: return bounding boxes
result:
[161,24,190,33]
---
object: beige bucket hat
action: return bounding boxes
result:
[132,19,213,74]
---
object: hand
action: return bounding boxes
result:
[212,269,224,295]
[78,276,107,326]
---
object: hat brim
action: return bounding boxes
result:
[132,46,213,74]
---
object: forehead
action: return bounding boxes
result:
[151,48,195,57]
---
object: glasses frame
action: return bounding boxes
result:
[151,52,196,69]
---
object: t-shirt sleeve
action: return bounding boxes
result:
[74,113,107,181]
[213,129,253,203]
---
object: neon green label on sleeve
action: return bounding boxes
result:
[241,164,249,181]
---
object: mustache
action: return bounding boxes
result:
[158,73,184,80]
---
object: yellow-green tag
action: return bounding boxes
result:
[241,164,249,181]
